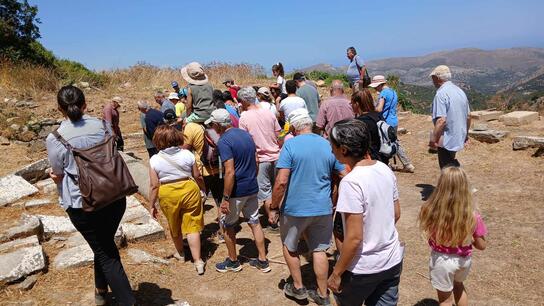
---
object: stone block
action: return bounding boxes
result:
[35,178,57,194]
[512,136,544,150]
[127,195,142,208]
[14,158,50,183]
[0,246,45,282]
[121,203,151,223]
[53,244,93,270]
[470,110,503,121]
[469,130,509,143]
[499,111,539,126]
[120,153,150,199]
[14,274,38,291]
[66,227,125,248]
[0,215,43,243]
[127,249,169,265]
[0,174,39,207]
[25,198,54,207]
[0,236,40,253]
[121,219,165,242]
[36,215,76,235]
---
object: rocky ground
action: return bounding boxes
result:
[0,86,543,305]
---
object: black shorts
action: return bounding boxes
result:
[203,174,224,205]
[333,211,344,240]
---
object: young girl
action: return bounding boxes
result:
[418,167,487,306]
[271,62,286,94]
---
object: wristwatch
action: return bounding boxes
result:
[223,195,230,201]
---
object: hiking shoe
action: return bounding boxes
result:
[215,257,243,273]
[249,258,271,273]
[95,291,107,306]
[195,260,205,275]
[308,290,331,306]
[403,164,415,173]
[283,282,308,300]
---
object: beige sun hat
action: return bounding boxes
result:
[112,96,123,103]
[181,62,208,85]
[167,92,180,100]
[430,65,451,78]
[257,87,271,97]
[368,75,387,88]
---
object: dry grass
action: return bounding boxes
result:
[0,61,59,98]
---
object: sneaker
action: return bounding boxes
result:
[283,282,308,300]
[215,257,243,273]
[173,251,185,262]
[308,290,331,306]
[403,164,415,173]
[249,258,271,273]
[194,260,205,275]
[95,291,107,306]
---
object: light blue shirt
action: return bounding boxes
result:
[432,81,470,152]
[160,99,175,113]
[46,116,111,210]
[346,55,365,85]
[276,134,345,217]
[379,88,399,127]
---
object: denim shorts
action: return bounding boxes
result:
[280,214,332,252]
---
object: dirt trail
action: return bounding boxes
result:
[0,89,543,305]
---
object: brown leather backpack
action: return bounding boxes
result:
[52,122,139,212]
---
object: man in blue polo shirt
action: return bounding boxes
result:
[207,109,270,274]
[269,108,346,305]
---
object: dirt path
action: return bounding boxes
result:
[0,97,542,305]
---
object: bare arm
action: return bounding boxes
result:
[270,168,290,210]
[375,97,385,112]
[473,236,486,250]
[148,167,160,218]
[219,159,235,214]
[328,213,363,292]
[394,199,400,224]
[191,162,206,192]
[186,87,193,116]
[466,116,472,141]
[359,65,367,81]
[430,117,447,147]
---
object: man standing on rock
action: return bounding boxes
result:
[429,65,471,168]
[103,96,124,151]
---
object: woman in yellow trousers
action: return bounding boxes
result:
[148,125,207,275]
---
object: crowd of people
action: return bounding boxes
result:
[46,47,485,306]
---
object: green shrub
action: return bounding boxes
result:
[54,58,107,86]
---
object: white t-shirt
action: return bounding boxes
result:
[336,161,403,274]
[259,101,278,117]
[149,147,194,183]
[279,96,307,121]
[277,75,287,94]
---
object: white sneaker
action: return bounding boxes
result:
[195,260,205,275]
[173,250,185,262]
[403,164,415,173]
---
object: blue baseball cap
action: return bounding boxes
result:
[171,81,179,87]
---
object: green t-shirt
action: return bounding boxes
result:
[296,84,320,121]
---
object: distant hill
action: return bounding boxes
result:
[298,47,544,113]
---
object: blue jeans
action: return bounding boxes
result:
[335,261,403,306]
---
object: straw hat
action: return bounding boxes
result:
[180,62,208,85]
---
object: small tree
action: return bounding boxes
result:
[387,74,414,112]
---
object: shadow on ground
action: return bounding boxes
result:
[416,184,435,201]
[133,282,175,306]
[413,298,439,306]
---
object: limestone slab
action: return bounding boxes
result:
[469,129,508,143]
[127,249,169,265]
[0,214,43,243]
[121,153,150,198]
[121,203,151,223]
[0,246,45,282]
[66,227,125,248]
[121,219,165,242]
[53,244,94,269]
[512,136,544,150]
[0,236,40,253]
[0,175,39,207]
[36,215,76,235]
[25,198,54,207]
[500,111,539,126]
[470,110,503,121]
[14,158,50,183]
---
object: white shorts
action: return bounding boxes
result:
[429,251,472,292]
[221,194,260,227]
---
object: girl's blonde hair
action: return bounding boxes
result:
[418,167,476,247]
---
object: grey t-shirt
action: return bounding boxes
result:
[296,84,320,121]
[46,116,111,210]
[432,81,470,152]
[160,99,176,113]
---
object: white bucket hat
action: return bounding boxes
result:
[368,75,387,88]
[181,62,208,85]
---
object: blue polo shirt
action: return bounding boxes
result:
[277,133,345,217]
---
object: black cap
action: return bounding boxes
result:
[293,72,305,81]
[163,109,177,122]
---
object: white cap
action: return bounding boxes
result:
[205,108,232,125]
[288,108,311,124]
[167,92,180,100]
[430,65,452,79]
[112,96,123,103]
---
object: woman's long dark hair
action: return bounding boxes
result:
[57,85,85,121]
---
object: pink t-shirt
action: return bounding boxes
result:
[429,213,487,257]
[239,107,281,162]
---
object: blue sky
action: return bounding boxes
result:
[30,0,544,71]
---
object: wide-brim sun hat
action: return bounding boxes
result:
[257,87,271,97]
[181,62,209,86]
[368,75,387,88]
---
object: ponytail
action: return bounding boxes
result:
[57,85,85,122]
[272,62,285,77]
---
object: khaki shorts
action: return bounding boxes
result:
[280,214,332,253]
[221,194,260,227]
[429,251,472,292]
